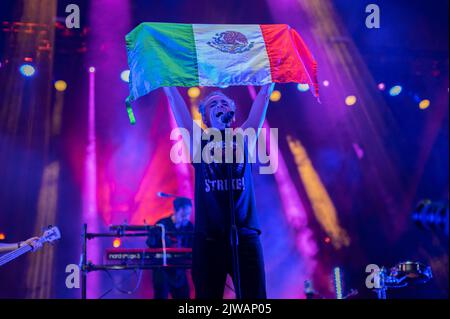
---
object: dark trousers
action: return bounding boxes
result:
[152,268,190,299]
[192,233,266,299]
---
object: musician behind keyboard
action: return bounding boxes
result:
[146,197,194,299]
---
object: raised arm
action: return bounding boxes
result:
[0,243,18,253]
[163,87,202,160]
[163,87,195,135]
[242,83,275,135]
[0,237,41,253]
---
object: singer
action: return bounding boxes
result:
[164,83,274,299]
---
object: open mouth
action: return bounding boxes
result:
[215,110,234,123]
[207,98,234,125]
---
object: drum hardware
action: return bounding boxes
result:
[412,199,448,237]
[373,261,432,299]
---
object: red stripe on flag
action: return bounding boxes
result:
[260,24,319,97]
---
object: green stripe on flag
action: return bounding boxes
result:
[125,23,199,123]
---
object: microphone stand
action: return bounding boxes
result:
[225,129,242,300]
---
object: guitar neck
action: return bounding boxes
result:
[0,244,33,267]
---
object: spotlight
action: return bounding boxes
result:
[322,80,330,87]
[187,87,201,99]
[112,238,121,248]
[88,66,96,73]
[54,80,67,92]
[297,83,310,92]
[377,83,385,90]
[389,85,402,96]
[0,232,5,240]
[270,90,282,102]
[19,64,36,77]
[120,70,130,83]
[345,95,357,106]
[419,99,430,110]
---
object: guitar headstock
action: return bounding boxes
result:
[41,226,61,244]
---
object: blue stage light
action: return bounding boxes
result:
[19,64,36,77]
[389,85,402,96]
[297,83,309,92]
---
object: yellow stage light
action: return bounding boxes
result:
[287,136,350,249]
[419,99,430,110]
[345,95,357,106]
[270,90,281,102]
[54,80,67,92]
[187,87,201,99]
[113,238,121,248]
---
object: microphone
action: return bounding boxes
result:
[157,192,175,198]
[221,111,234,123]
[157,192,192,202]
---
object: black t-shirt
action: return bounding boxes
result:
[193,131,260,239]
[146,217,194,248]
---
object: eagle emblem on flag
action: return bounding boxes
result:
[207,31,254,54]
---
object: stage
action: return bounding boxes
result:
[0,0,448,302]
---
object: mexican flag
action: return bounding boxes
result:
[125,22,318,124]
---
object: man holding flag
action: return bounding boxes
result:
[164,83,273,299]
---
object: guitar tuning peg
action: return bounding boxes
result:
[41,225,52,233]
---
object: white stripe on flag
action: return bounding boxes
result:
[193,24,272,87]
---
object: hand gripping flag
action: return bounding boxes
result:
[125,22,318,124]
